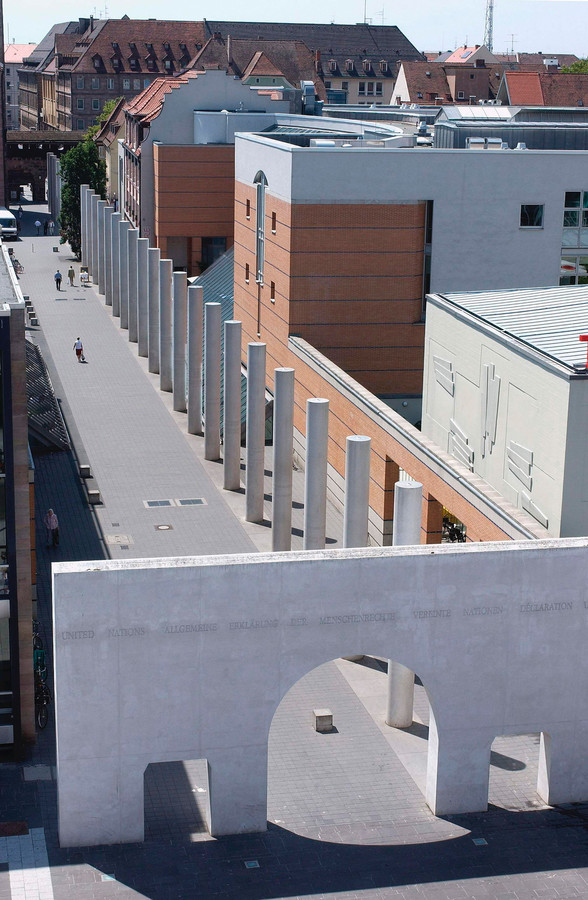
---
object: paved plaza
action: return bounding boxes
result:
[1,201,588,899]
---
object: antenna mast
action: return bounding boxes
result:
[484,0,494,52]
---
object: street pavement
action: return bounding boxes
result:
[1,199,588,900]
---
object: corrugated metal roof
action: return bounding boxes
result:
[439,285,588,370]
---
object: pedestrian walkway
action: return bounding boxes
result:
[5,207,588,900]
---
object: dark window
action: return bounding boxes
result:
[201,237,226,271]
[271,211,276,233]
[520,204,544,227]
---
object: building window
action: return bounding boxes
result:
[342,81,349,91]
[270,281,276,302]
[560,255,588,285]
[246,198,250,219]
[358,81,366,95]
[77,98,84,110]
[375,82,383,96]
[76,118,84,130]
[254,171,267,285]
[123,78,131,89]
[271,211,276,233]
[367,81,374,95]
[325,80,331,89]
[457,90,465,99]
[92,98,100,111]
[107,78,115,90]
[77,76,84,89]
[133,79,140,90]
[520,204,544,228]
[562,190,588,247]
[143,78,150,88]
[417,91,423,99]
[91,77,99,89]
[245,263,250,283]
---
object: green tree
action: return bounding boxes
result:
[59,138,106,259]
[561,58,588,73]
[85,97,123,139]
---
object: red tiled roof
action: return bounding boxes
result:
[242,51,285,79]
[398,61,451,102]
[443,45,484,64]
[124,73,193,122]
[504,72,544,104]
[4,43,37,63]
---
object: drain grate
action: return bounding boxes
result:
[175,498,206,506]
[144,499,173,508]
[244,860,260,869]
[155,524,173,531]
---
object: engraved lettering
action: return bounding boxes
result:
[108,627,145,637]
[289,617,308,626]
[229,619,279,630]
[519,602,573,612]
[413,609,451,619]
[160,622,218,634]
[319,613,395,625]
[463,606,503,616]
[61,630,95,640]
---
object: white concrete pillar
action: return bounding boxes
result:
[117,220,130,323]
[159,259,173,392]
[386,480,422,729]
[303,398,329,550]
[103,207,114,306]
[110,212,121,315]
[343,435,371,549]
[207,748,268,837]
[148,247,160,374]
[80,184,89,266]
[223,320,242,490]
[47,155,53,217]
[90,192,99,280]
[137,238,149,357]
[271,368,295,551]
[127,228,138,341]
[172,271,187,413]
[245,342,267,524]
[187,285,204,436]
[204,302,221,461]
[97,199,107,294]
[425,709,493,815]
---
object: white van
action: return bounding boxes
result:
[0,208,18,240]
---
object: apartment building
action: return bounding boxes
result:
[4,44,37,130]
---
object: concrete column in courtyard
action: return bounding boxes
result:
[148,247,160,373]
[117,219,130,323]
[386,479,422,728]
[159,258,173,392]
[127,228,138,341]
[343,435,371,549]
[223,320,242,490]
[303,398,329,550]
[172,271,187,413]
[204,302,221,461]
[47,154,54,217]
[80,184,89,266]
[90,192,99,281]
[110,212,121,315]
[187,285,204,436]
[245,342,266,524]
[271,367,295,551]
[137,238,149,356]
[103,206,114,307]
[97,199,107,294]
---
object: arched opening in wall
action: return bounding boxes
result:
[144,759,210,841]
[267,655,443,843]
[488,733,545,810]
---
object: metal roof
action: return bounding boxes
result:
[438,285,588,371]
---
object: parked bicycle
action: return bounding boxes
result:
[32,619,43,650]
[35,678,51,730]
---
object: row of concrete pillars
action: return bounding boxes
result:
[46,152,61,223]
[80,184,420,729]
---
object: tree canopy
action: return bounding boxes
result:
[86,97,123,139]
[59,138,106,259]
[561,58,588,74]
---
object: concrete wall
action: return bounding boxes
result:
[422,296,572,537]
[235,135,588,294]
[54,538,588,846]
[561,378,588,537]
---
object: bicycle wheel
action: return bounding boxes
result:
[36,703,48,730]
[33,634,43,651]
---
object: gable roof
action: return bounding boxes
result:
[442,45,497,64]
[188,35,325,97]
[398,61,451,101]
[4,44,37,64]
[504,71,588,106]
[124,74,192,122]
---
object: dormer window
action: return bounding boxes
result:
[112,57,122,71]
[363,58,372,73]
[329,58,337,72]
[112,42,119,52]
[129,42,137,54]
[129,58,140,71]
[146,57,157,71]
[163,59,172,72]
[345,58,354,72]
[92,54,102,70]
[379,59,388,74]
[179,43,190,66]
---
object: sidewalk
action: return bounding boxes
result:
[3,206,588,900]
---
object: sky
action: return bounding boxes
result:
[6,0,588,58]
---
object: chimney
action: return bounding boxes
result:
[227,35,232,66]
[315,49,321,73]
[475,44,480,49]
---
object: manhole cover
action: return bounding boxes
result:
[155,524,173,531]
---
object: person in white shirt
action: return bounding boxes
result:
[43,509,59,547]
[73,337,84,362]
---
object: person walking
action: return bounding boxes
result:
[73,337,84,362]
[54,270,62,290]
[17,205,23,219]
[67,265,75,286]
[48,220,55,236]
[43,509,59,548]
[35,219,41,235]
